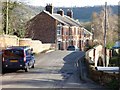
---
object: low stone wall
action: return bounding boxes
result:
[19,38,52,53]
[30,40,43,53]
[42,44,52,50]
[85,48,94,62]
[86,45,103,66]
[0,35,19,50]
[85,59,119,90]
[19,38,32,46]
[85,45,119,89]
[0,35,54,53]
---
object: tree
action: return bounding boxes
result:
[82,22,92,32]
[0,1,2,34]
[2,1,18,34]
[92,7,118,48]
[2,1,35,37]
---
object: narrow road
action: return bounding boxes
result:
[2,50,107,90]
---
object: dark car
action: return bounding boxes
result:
[2,46,35,72]
[67,45,79,51]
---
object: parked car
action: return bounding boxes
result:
[67,45,79,51]
[112,41,120,49]
[2,46,35,72]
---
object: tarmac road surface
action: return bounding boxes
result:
[2,50,108,90]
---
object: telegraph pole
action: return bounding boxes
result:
[104,2,107,67]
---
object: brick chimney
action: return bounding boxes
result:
[67,9,73,18]
[45,4,53,14]
[57,9,64,16]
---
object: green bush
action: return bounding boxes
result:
[106,42,115,49]
[109,57,119,66]
[107,79,119,90]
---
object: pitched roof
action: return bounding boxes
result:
[53,14,79,27]
[42,10,68,26]
[34,10,92,34]
[81,27,93,35]
[64,15,82,27]
[42,10,83,27]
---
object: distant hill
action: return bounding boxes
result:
[55,5,118,22]
[0,3,118,35]
[27,5,118,22]
[0,4,118,29]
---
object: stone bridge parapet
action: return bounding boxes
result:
[86,45,110,67]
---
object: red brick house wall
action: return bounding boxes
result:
[26,9,92,50]
[61,26,69,50]
[26,12,57,43]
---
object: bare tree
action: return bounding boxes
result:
[92,7,118,48]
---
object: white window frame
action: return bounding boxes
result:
[57,24,62,35]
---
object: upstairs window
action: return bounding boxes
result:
[57,24,62,35]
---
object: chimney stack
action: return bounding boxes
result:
[57,9,64,16]
[45,4,53,14]
[67,9,73,18]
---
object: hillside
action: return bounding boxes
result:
[0,2,43,35]
[25,5,118,22]
[0,3,118,35]
[55,5,118,22]
[0,4,118,23]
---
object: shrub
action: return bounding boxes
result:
[107,79,119,90]
[109,57,119,66]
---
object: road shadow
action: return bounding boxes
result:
[60,51,84,79]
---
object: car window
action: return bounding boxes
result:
[3,49,24,57]
[25,49,32,55]
[67,46,79,51]
[68,46,75,48]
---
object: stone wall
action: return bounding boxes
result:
[85,45,103,67]
[0,35,19,50]
[86,61,119,90]
[0,35,52,53]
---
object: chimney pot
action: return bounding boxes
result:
[67,9,73,18]
[57,9,64,16]
[45,4,53,14]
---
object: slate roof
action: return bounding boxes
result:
[43,10,69,26]
[64,15,82,27]
[53,14,80,27]
[82,28,93,35]
[37,10,92,34]
[43,10,82,27]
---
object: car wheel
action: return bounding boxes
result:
[25,65,29,72]
[31,64,34,68]
[2,69,6,74]
[31,60,35,68]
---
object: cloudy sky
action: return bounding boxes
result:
[13,0,120,7]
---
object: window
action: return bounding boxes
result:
[3,50,24,57]
[57,24,62,35]
[26,49,31,55]
[57,30,61,35]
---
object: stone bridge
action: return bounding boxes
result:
[85,45,111,67]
